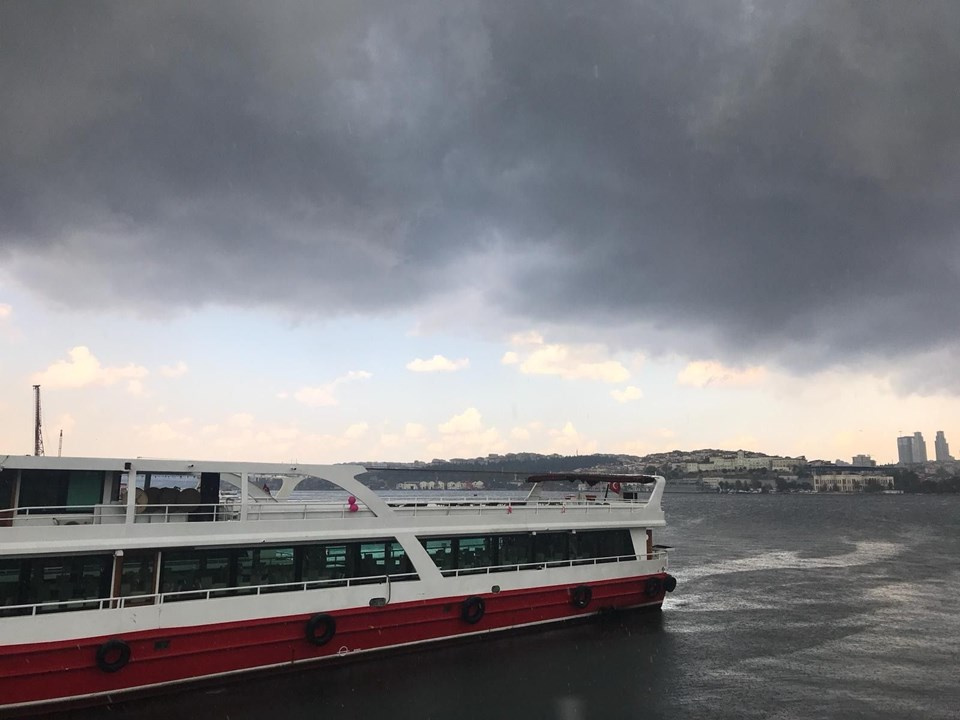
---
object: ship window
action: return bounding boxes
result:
[358,542,386,577]
[497,534,532,566]
[160,549,233,600]
[301,544,350,582]
[17,470,106,513]
[65,471,104,507]
[119,551,156,598]
[533,532,569,564]
[236,547,296,591]
[27,555,110,611]
[1,472,16,525]
[385,541,413,575]
[16,470,68,512]
[457,536,494,570]
[571,530,634,560]
[422,538,455,571]
[0,559,26,614]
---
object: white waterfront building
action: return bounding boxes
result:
[811,473,894,492]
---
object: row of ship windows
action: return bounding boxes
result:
[0,540,413,614]
[419,529,635,572]
[0,530,636,614]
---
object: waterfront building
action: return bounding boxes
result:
[812,473,894,492]
[935,431,952,462]
[912,432,928,464]
[897,436,914,465]
[683,451,802,473]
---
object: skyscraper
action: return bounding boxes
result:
[912,432,927,464]
[897,436,914,465]
[935,431,952,462]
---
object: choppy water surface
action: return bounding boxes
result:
[75,494,960,720]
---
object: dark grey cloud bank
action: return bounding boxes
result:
[2,1,959,389]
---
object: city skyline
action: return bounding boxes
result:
[896,430,957,466]
[5,380,957,469]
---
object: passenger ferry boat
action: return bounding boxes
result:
[0,454,676,713]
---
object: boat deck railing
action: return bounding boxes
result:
[386,498,649,518]
[439,550,668,577]
[6,496,654,526]
[0,551,667,617]
[0,571,419,617]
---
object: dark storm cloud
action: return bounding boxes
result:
[1,1,959,386]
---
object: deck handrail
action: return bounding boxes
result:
[437,551,667,577]
[5,497,652,525]
[0,571,421,616]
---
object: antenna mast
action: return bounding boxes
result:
[33,384,45,456]
[58,429,63,457]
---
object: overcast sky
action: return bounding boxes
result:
[1,1,957,464]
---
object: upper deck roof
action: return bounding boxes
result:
[0,453,667,552]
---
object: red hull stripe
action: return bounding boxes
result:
[0,574,666,710]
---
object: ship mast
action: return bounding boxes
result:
[33,384,45,456]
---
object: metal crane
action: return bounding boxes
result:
[33,384,44,456]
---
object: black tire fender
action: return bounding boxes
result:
[460,596,486,624]
[570,584,593,609]
[95,638,131,673]
[305,613,337,646]
[645,576,664,598]
[664,574,678,593]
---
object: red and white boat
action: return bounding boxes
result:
[0,454,676,713]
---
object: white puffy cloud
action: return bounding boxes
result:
[677,360,767,388]
[430,407,504,457]
[406,354,470,372]
[510,421,543,442]
[548,421,598,455]
[137,413,376,461]
[31,346,148,393]
[503,331,630,383]
[438,407,485,434]
[141,420,191,444]
[379,432,402,449]
[344,422,369,439]
[405,423,426,439]
[159,361,189,378]
[294,370,372,407]
[611,385,644,403]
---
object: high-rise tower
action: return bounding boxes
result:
[911,432,927,464]
[897,436,914,465]
[935,431,952,462]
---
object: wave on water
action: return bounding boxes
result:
[674,540,902,584]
